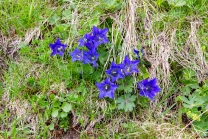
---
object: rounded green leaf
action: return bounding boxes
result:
[62,102,72,113]
[48,123,54,131]
[60,111,68,118]
[52,109,59,118]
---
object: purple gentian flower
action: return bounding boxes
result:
[92,26,109,46]
[78,33,97,50]
[49,38,67,57]
[137,78,161,101]
[69,48,85,62]
[78,26,109,49]
[106,62,124,82]
[122,55,139,76]
[96,78,118,99]
[78,33,94,47]
[134,49,139,55]
[83,49,99,68]
[85,41,97,51]
[134,48,144,59]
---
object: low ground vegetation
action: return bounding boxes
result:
[0,0,208,138]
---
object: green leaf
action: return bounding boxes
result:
[62,9,72,20]
[140,66,150,78]
[189,83,199,89]
[193,114,208,137]
[18,42,27,49]
[180,79,198,85]
[23,128,31,134]
[89,18,99,27]
[100,0,122,11]
[75,81,87,95]
[60,111,68,118]
[53,100,61,108]
[52,109,59,118]
[82,64,94,74]
[143,72,150,79]
[48,14,61,25]
[98,48,108,65]
[167,0,186,7]
[100,0,115,7]
[180,93,205,109]
[63,0,72,2]
[62,102,72,113]
[117,94,136,112]
[91,70,102,82]
[181,86,191,95]
[49,94,56,100]
[48,123,54,131]
[180,96,189,104]
[183,69,196,80]
[118,77,134,93]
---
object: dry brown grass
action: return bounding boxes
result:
[122,0,138,58]
[0,32,21,80]
[140,2,172,91]
[90,115,197,139]
[171,19,208,82]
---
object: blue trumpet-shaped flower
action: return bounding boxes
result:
[92,26,109,46]
[85,41,97,51]
[134,48,144,59]
[122,55,139,76]
[69,48,85,62]
[106,62,124,82]
[78,33,94,47]
[96,78,118,99]
[78,26,109,49]
[71,26,109,68]
[137,78,161,101]
[49,38,67,57]
[83,49,100,68]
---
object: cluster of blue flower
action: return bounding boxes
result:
[70,26,108,68]
[96,55,160,101]
[96,55,139,99]
[49,26,160,101]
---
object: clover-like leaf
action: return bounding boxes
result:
[48,14,61,25]
[62,9,72,20]
[118,77,134,93]
[117,94,136,112]
[62,102,72,113]
[180,93,205,109]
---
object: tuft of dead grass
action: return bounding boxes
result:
[141,3,172,86]
[24,27,41,45]
[1,90,39,136]
[122,0,138,58]
[92,116,197,139]
[0,32,21,80]
[171,19,208,82]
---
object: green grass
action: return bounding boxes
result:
[1,0,46,36]
[0,0,208,138]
